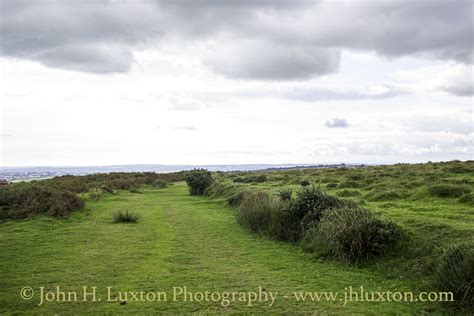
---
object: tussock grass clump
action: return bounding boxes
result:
[326,183,338,189]
[369,189,405,201]
[276,188,293,201]
[427,184,471,198]
[335,189,361,197]
[113,210,140,223]
[303,206,402,263]
[233,174,267,183]
[236,191,279,233]
[300,180,310,186]
[435,244,474,309]
[275,185,346,242]
[227,190,251,207]
[458,192,474,206]
[337,180,363,189]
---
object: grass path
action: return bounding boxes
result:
[0,184,433,314]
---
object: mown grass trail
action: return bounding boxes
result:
[0,183,433,314]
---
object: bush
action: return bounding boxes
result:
[435,244,474,309]
[304,206,402,263]
[152,179,168,189]
[276,188,292,201]
[185,169,214,195]
[236,191,279,233]
[113,210,140,223]
[100,185,114,194]
[427,184,471,198]
[273,185,347,242]
[227,190,251,207]
[49,191,85,217]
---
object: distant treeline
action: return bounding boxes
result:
[0,172,187,221]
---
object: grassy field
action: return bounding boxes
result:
[208,161,474,279]
[0,183,444,314]
[0,161,473,314]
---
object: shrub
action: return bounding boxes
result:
[88,189,102,201]
[227,190,251,207]
[128,186,141,193]
[49,191,85,217]
[185,169,214,195]
[305,206,402,263]
[113,210,140,223]
[152,179,168,189]
[435,244,474,309]
[100,185,114,194]
[276,188,293,201]
[236,191,279,233]
[427,184,471,198]
[274,185,346,242]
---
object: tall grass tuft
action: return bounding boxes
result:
[276,188,293,201]
[303,205,402,263]
[435,243,474,309]
[113,210,140,223]
[236,191,279,234]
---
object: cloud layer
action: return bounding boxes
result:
[1,0,472,78]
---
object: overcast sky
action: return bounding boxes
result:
[0,0,473,166]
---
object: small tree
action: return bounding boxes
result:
[185,169,213,195]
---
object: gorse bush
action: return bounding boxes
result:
[427,184,471,198]
[0,185,84,220]
[185,169,213,195]
[0,171,186,221]
[305,206,402,263]
[113,210,140,223]
[435,243,474,309]
[236,191,279,233]
[152,179,168,189]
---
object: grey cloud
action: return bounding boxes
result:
[1,0,472,77]
[325,118,349,128]
[205,41,340,80]
[441,71,474,97]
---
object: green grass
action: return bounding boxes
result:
[0,184,439,314]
